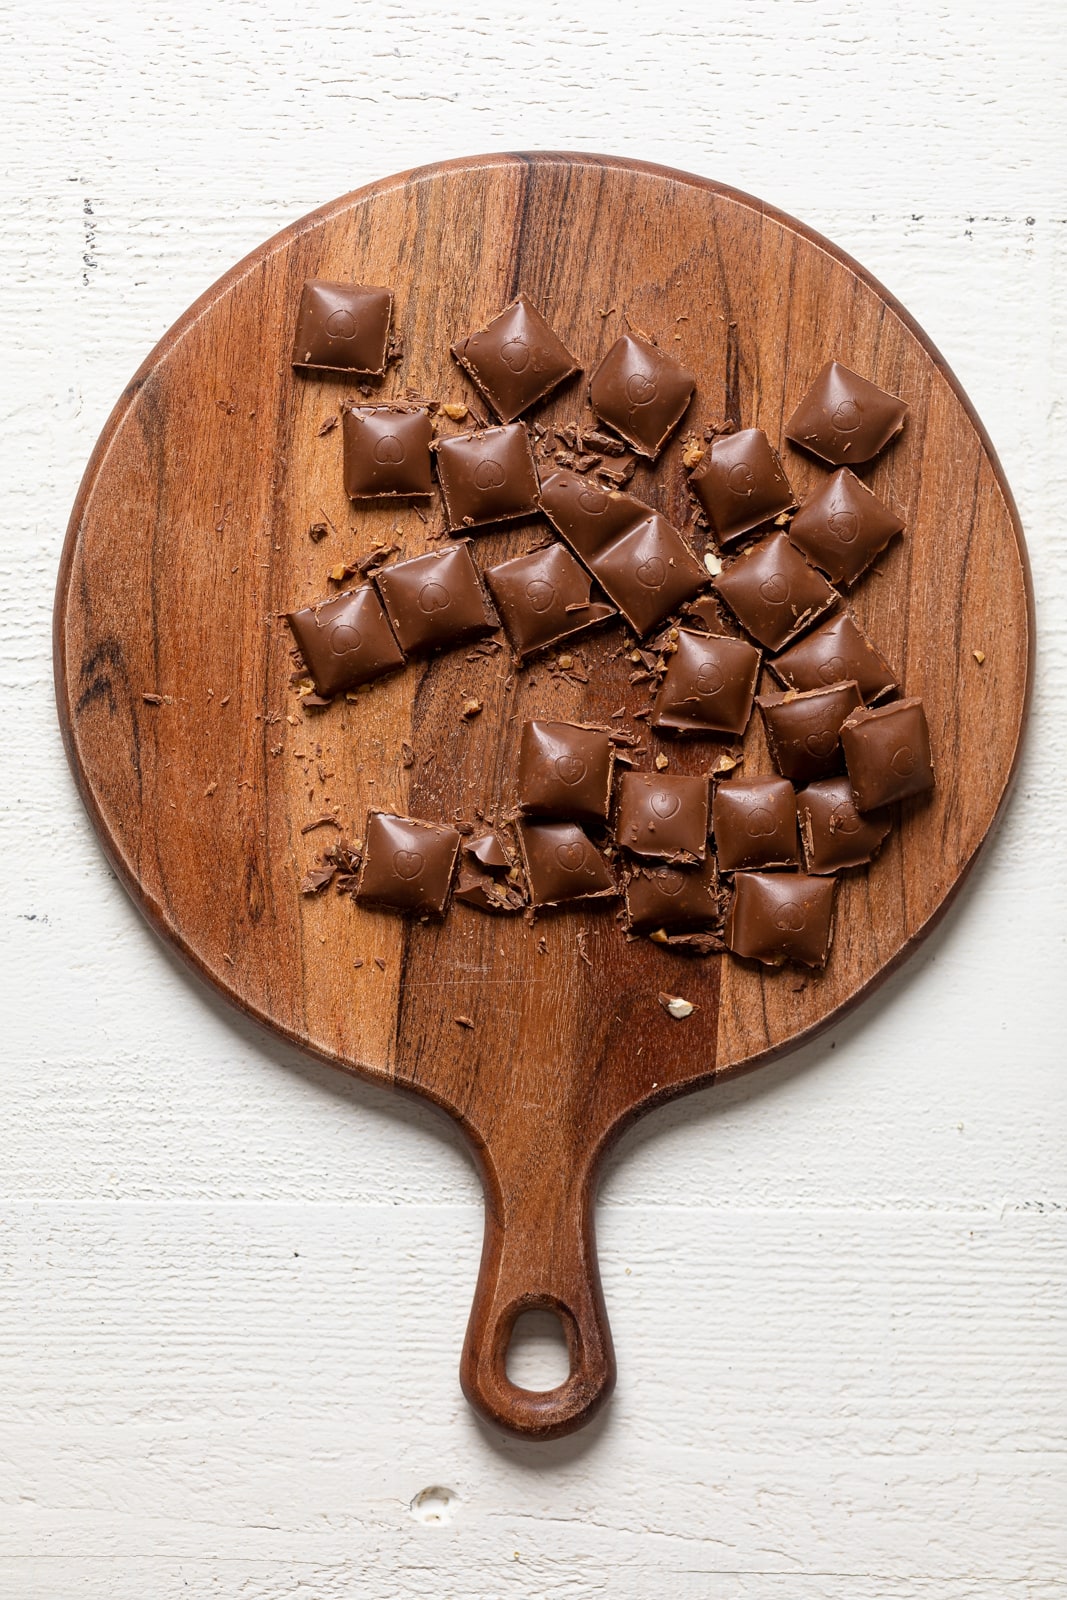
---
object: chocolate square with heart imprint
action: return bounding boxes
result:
[713,530,838,651]
[787,467,904,586]
[588,333,695,458]
[286,585,406,699]
[725,870,837,968]
[484,544,615,660]
[355,812,462,917]
[841,697,935,810]
[712,775,799,873]
[797,776,892,874]
[689,428,795,545]
[615,771,709,863]
[757,681,863,785]
[342,406,433,499]
[433,422,541,531]
[786,360,908,466]
[515,821,617,908]
[587,512,706,637]
[373,542,498,655]
[652,628,762,738]
[516,720,615,825]
[451,295,580,422]
[624,856,723,935]
[770,609,898,704]
[538,469,650,563]
[291,279,394,374]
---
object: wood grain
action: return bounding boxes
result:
[53,153,1032,1439]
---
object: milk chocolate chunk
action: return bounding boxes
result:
[725,871,836,968]
[539,469,649,563]
[588,333,695,458]
[355,812,462,917]
[690,429,795,545]
[517,720,615,825]
[516,820,617,908]
[712,775,799,873]
[433,423,540,531]
[712,531,838,651]
[788,468,904,586]
[374,542,498,655]
[588,513,706,637]
[770,610,897,704]
[286,585,405,698]
[652,628,762,738]
[292,279,393,375]
[615,771,709,863]
[625,856,722,935]
[840,697,934,810]
[484,544,615,660]
[451,295,580,422]
[797,776,892,874]
[453,867,527,914]
[342,406,433,499]
[758,681,864,784]
[786,361,908,466]
[463,831,513,872]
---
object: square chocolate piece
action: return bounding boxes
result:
[342,406,433,499]
[588,513,706,637]
[725,872,837,968]
[355,812,462,917]
[588,333,695,459]
[484,544,615,660]
[291,279,393,375]
[539,469,648,563]
[712,775,799,873]
[516,720,614,825]
[757,681,864,785]
[625,856,722,935]
[797,776,892,874]
[286,585,405,699]
[652,629,762,738]
[451,295,580,422]
[713,531,838,651]
[788,468,904,586]
[770,610,897,704]
[433,423,541,531]
[690,429,796,545]
[515,821,617,908]
[785,361,908,466]
[840,697,934,810]
[374,542,498,656]
[615,771,709,864]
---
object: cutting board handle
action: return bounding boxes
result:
[460,1157,615,1440]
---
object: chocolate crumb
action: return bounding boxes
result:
[374,957,386,971]
[454,1015,475,1029]
[317,415,339,436]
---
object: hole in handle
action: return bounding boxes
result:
[504,1307,572,1392]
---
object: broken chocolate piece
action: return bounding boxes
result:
[787,468,904,586]
[374,542,498,655]
[285,585,405,698]
[840,697,935,810]
[463,832,512,872]
[652,628,762,738]
[785,361,908,466]
[484,543,615,660]
[712,775,799,872]
[516,720,615,825]
[615,770,709,863]
[515,820,617,907]
[690,429,795,545]
[588,333,695,458]
[292,279,393,375]
[757,681,864,785]
[342,406,433,499]
[451,295,580,422]
[713,531,838,651]
[433,423,541,531]
[355,812,462,916]
[797,776,892,873]
[725,871,836,968]
[625,856,723,935]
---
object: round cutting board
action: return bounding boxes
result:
[54,153,1032,1440]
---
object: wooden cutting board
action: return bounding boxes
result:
[54,153,1032,1440]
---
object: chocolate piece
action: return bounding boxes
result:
[786,361,908,466]
[454,864,526,914]
[712,775,799,872]
[433,423,540,531]
[342,406,433,499]
[463,832,512,871]
[770,610,897,704]
[286,585,405,698]
[291,279,393,375]
[355,812,461,916]
[788,468,904,586]
[588,333,695,458]
[451,295,580,422]
[515,821,616,908]
[797,776,892,874]
[725,871,836,967]
[652,629,761,738]
[712,531,838,651]
[374,542,498,655]
[539,469,648,562]
[690,429,795,545]
[588,513,706,637]
[625,856,722,935]
[484,544,615,660]
[615,771,709,863]
[758,681,864,785]
[517,720,615,825]
[840,697,935,810]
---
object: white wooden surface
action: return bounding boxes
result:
[2,2,1065,1594]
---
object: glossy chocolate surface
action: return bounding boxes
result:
[713,530,838,651]
[788,467,904,586]
[615,771,709,863]
[588,512,706,637]
[291,279,393,375]
[757,681,864,784]
[286,585,405,699]
[725,871,836,968]
[770,610,898,704]
[588,333,695,458]
[452,295,580,422]
[516,720,615,825]
[515,820,617,907]
[539,469,649,563]
[356,812,462,916]
[690,428,795,544]
[374,542,498,655]
[785,361,908,466]
[841,697,935,810]
[342,406,433,499]
[797,776,892,874]
[433,423,541,531]
[484,543,615,660]
[712,775,799,872]
[624,856,723,935]
[652,628,762,737]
